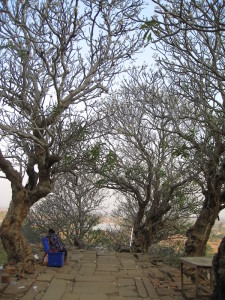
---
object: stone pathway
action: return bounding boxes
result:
[0,248,212,300]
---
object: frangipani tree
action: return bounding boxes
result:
[148,0,225,255]
[144,0,225,296]
[23,172,104,246]
[0,0,144,273]
[87,67,200,252]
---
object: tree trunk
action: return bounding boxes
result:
[132,219,166,253]
[0,181,51,274]
[132,223,152,253]
[184,190,220,257]
[132,202,171,253]
[0,188,36,274]
[0,146,53,274]
[212,236,225,300]
[132,203,147,253]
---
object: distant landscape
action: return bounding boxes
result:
[0,209,7,223]
[1,207,225,257]
[207,220,225,255]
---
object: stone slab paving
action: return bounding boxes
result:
[0,248,212,300]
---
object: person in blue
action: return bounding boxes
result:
[47,229,67,262]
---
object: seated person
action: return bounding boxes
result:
[46,228,67,262]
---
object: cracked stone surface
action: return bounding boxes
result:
[0,247,212,300]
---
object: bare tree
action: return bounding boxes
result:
[23,172,104,246]
[113,188,197,246]
[0,0,144,273]
[145,0,225,296]
[88,67,199,252]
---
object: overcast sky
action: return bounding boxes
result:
[0,3,155,210]
[0,177,11,209]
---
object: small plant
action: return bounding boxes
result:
[206,244,215,258]
[84,226,130,251]
[209,232,218,241]
[148,242,185,267]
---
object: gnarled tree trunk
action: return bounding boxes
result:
[132,223,153,253]
[0,177,52,274]
[132,203,146,252]
[132,203,171,253]
[0,188,35,274]
[184,189,220,257]
[212,236,225,300]
[0,140,55,274]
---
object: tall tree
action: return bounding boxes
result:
[0,0,144,273]
[146,0,225,296]
[89,67,199,252]
[23,172,104,246]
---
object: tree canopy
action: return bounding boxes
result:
[0,0,144,273]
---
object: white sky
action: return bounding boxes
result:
[0,177,11,209]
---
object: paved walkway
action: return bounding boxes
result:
[0,248,212,300]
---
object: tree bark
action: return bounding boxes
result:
[212,236,225,300]
[184,189,220,257]
[132,224,152,253]
[0,188,35,274]
[0,176,52,274]
[132,203,147,252]
[132,203,171,253]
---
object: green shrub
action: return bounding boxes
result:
[206,244,214,258]
[84,227,130,251]
[148,243,184,267]
[209,232,218,241]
